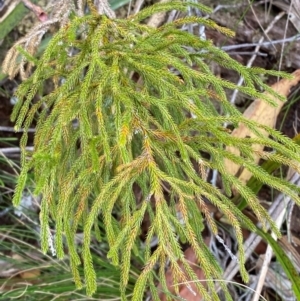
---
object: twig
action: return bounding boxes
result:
[212,1,266,14]
[216,172,300,293]
[230,11,285,105]
[253,162,299,300]
[252,197,287,301]
[227,51,268,57]
[94,0,116,18]
[0,126,35,133]
[221,34,300,52]
[247,0,277,51]
[278,0,293,73]
[133,0,144,14]
[21,0,48,22]
[0,147,34,154]
[147,0,169,28]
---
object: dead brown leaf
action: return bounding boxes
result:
[224,69,300,185]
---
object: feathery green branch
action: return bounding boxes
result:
[5,1,300,299]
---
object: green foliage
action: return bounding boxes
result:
[6,1,300,299]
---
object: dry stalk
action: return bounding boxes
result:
[230,10,285,105]
[2,0,115,79]
[216,171,300,294]
[252,199,287,301]
[21,0,48,21]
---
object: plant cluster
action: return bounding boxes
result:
[4,1,300,300]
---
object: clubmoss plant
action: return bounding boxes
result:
[4,0,300,300]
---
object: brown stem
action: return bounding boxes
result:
[21,0,48,22]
